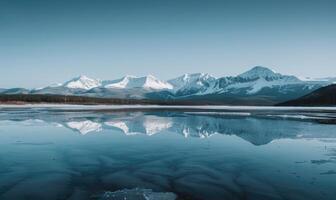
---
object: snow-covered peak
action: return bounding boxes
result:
[238,66,282,80]
[104,75,137,89]
[142,75,173,90]
[63,75,102,90]
[168,73,216,91]
[104,75,173,90]
[214,66,305,94]
[177,73,215,82]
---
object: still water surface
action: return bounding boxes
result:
[0,106,335,200]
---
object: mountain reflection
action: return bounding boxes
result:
[1,109,336,146]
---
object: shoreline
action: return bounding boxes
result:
[1,103,336,111]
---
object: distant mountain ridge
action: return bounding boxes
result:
[1,66,335,105]
[104,75,173,90]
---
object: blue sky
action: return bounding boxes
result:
[1,0,335,88]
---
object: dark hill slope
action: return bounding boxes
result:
[278,84,336,106]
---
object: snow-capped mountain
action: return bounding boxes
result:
[168,73,216,96]
[155,66,329,105]
[146,66,325,105]
[63,75,102,90]
[31,75,102,95]
[1,66,334,105]
[104,75,173,90]
[161,66,315,98]
[238,66,283,80]
[213,66,304,95]
[32,74,172,96]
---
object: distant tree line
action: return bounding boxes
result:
[0,94,198,105]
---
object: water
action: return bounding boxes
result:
[0,106,336,200]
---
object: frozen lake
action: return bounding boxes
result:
[0,106,335,200]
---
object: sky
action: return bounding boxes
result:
[0,0,335,88]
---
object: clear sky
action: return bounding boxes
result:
[1,0,335,88]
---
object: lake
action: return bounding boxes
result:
[0,106,335,200]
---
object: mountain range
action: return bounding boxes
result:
[1,66,335,105]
